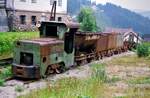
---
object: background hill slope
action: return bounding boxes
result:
[67,0,150,35]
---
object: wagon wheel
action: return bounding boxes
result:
[107,50,110,57]
[76,61,81,66]
[119,48,122,54]
[111,50,114,56]
[95,53,100,60]
[82,59,87,65]
[99,53,103,59]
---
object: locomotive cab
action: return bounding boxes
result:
[12,21,79,79]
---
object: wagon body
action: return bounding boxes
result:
[107,33,117,50]
[96,34,108,52]
[75,32,101,55]
[116,33,124,48]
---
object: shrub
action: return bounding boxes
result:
[0,79,4,86]
[137,43,149,57]
[0,32,39,56]
[0,66,12,79]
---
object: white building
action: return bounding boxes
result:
[104,27,142,43]
[0,0,68,31]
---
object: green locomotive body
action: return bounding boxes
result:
[12,21,79,78]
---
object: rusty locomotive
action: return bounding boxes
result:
[12,21,135,79]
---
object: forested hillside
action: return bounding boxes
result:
[140,11,150,19]
[67,0,150,35]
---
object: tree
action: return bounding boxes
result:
[78,7,97,32]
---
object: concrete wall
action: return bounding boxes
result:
[1,0,68,31]
[14,0,67,14]
[0,8,9,32]
[14,10,67,24]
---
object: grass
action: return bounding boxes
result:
[124,87,150,98]
[105,54,150,67]
[19,64,107,98]
[0,66,12,86]
[0,32,39,59]
[107,76,121,83]
[125,77,150,98]
[15,85,24,92]
[0,66,12,79]
[128,77,150,84]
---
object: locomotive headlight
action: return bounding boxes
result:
[16,41,21,46]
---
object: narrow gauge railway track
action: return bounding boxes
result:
[0,58,13,67]
[4,76,39,84]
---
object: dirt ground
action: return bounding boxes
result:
[0,51,150,98]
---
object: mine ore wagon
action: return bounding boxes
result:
[74,32,126,64]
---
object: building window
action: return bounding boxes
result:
[58,17,62,21]
[31,0,37,3]
[58,0,62,6]
[31,16,37,25]
[20,0,26,2]
[20,15,26,24]
[129,34,134,42]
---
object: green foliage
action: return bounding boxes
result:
[0,79,4,86]
[78,7,97,32]
[0,32,39,57]
[137,43,149,57]
[0,66,12,86]
[0,66,12,79]
[91,63,107,82]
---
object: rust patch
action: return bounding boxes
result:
[12,65,40,79]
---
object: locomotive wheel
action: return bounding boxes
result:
[57,63,66,74]
[46,66,54,75]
